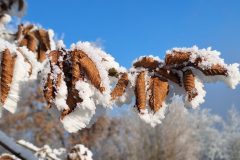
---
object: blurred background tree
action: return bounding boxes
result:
[0,83,240,160]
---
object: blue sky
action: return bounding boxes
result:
[24,0,240,115]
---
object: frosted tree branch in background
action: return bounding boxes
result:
[0,135,93,160]
[0,130,37,160]
[17,139,93,160]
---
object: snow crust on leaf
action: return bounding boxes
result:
[2,50,29,113]
[61,80,96,132]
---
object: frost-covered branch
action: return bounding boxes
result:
[0,130,37,160]
[17,139,93,160]
[0,12,240,133]
[17,139,65,160]
[0,135,93,160]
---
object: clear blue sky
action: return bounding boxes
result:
[24,0,240,115]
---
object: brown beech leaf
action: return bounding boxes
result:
[33,29,51,62]
[156,68,181,86]
[19,37,28,47]
[48,50,60,65]
[61,91,83,120]
[62,51,83,116]
[133,57,160,70]
[22,24,34,35]
[43,73,53,108]
[78,50,105,92]
[62,52,72,89]
[198,64,228,76]
[49,50,63,90]
[43,50,63,108]
[66,50,84,114]
[18,26,51,62]
[26,33,37,52]
[190,57,228,76]
[34,29,51,62]
[165,51,191,66]
[183,69,198,101]
[111,73,129,100]
[149,76,169,113]
[0,49,16,104]
[37,29,51,50]
[71,50,84,85]
[38,49,47,62]
[16,24,23,41]
[135,71,146,111]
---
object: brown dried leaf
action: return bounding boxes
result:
[36,29,52,62]
[78,50,105,92]
[157,68,181,86]
[59,50,83,118]
[183,69,198,101]
[22,24,34,35]
[43,73,53,108]
[71,50,84,85]
[38,49,47,62]
[19,37,28,47]
[68,50,84,114]
[111,73,129,100]
[43,50,63,108]
[165,51,191,66]
[48,50,60,65]
[16,24,23,41]
[0,49,16,104]
[46,50,84,114]
[191,57,228,76]
[135,71,146,111]
[37,29,51,50]
[26,33,37,52]
[62,90,83,119]
[49,51,63,89]
[133,57,160,70]
[62,53,72,88]
[56,73,62,91]
[199,64,228,76]
[149,76,169,112]
[18,26,49,62]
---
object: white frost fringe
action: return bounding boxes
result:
[1,51,29,113]
[185,77,206,109]
[0,39,41,113]
[54,76,69,111]
[138,103,168,127]
[61,81,96,133]
[18,46,42,80]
